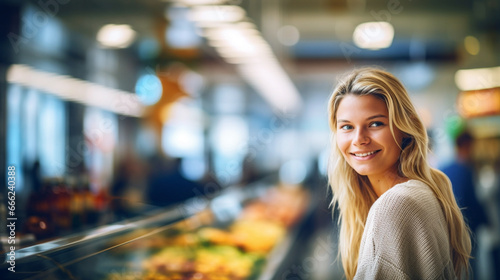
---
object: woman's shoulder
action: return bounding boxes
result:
[380,179,434,202]
[366,179,448,242]
[371,180,440,220]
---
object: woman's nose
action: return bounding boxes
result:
[353,128,370,145]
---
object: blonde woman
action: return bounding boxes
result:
[327,68,471,279]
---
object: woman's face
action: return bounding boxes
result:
[335,94,404,179]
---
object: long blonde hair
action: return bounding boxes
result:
[327,67,471,279]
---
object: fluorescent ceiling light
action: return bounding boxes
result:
[188,5,246,23]
[219,56,269,64]
[195,20,257,31]
[210,39,272,58]
[186,5,302,113]
[455,66,500,91]
[7,64,144,117]
[214,46,272,58]
[353,21,394,50]
[204,23,267,53]
[97,24,136,48]
[237,60,302,113]
[205,26,272,57]
[204,26,259,40]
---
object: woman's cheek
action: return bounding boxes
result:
[336,136,349,156]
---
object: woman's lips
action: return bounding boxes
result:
[350,150,381,160]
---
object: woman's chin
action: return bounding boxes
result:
[352,167,370,176]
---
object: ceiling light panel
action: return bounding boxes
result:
[188,5,246,23]
[455,66,500,91]
[353,21,394,50]
[97,24,136,49]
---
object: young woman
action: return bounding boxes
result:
[327,68,471,279]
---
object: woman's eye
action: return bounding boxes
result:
[370,121,384,127]
[340,124,353,130]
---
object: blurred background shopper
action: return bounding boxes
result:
[442,129,490,279]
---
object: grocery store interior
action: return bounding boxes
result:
[0,0,499,279]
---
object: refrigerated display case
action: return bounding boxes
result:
[1,178,312,280]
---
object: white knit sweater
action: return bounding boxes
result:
[354,180,456,280]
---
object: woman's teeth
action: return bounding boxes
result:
[354,151,376,157]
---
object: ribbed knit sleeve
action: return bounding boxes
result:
[354,180,456,280]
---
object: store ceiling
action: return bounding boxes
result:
[15,0,500,61]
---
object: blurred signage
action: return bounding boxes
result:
[457,87,500,118]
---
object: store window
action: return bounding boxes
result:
[38,93,67,178]
[7,84,24,190]
[7,85,67,190]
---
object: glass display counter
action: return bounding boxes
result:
[1,180,311,280]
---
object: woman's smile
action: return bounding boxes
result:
[350,149,381,159]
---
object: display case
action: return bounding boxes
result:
[1,178,311,280]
